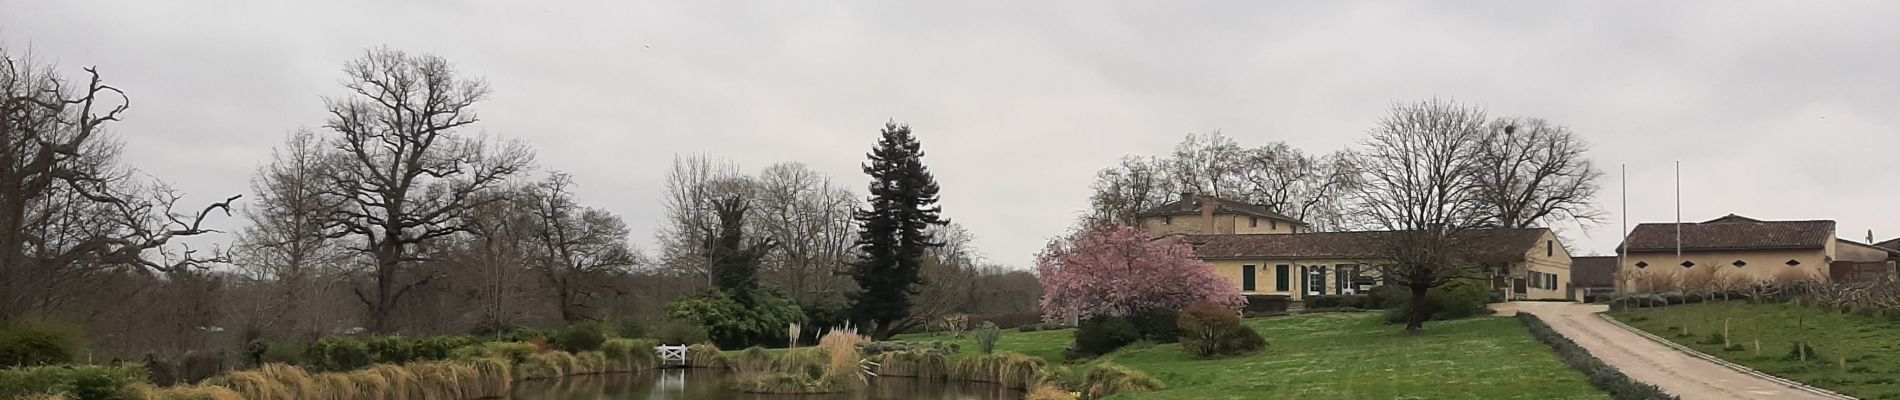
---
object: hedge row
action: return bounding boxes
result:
[1516,313,1678,400]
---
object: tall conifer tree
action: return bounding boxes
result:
[849,121,946,338]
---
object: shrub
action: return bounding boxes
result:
[1178,302,1267,358]
[1305,294,1370,309]
[364,336,415,364]
[610,319,648,339]
[1429,279,1491,319]
[1243,294,1292,313]
[655,319,711,345]
[0,364,146,400]
[307,337,371,372]
[664,290,805,349]
[1072,317,1139,357]
[450,341,536,365]
[1369,285,1408,310]
[973,322,1002,354]
[1080,361,1164,399]
[1385,279,1491,323]
[1124,310,1180,343]
[550,324,607,352]
[0,319,88,368]
[1518,313,1678,400]
[413,336,479,361]
[260,343,308,366]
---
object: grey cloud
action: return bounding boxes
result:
[6,0,1900,264]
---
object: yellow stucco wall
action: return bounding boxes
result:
[1618,248,1831,288]
[1140,214,1206,236]
[1228,214,1300,234]
[1836,239,1890,263]
[1514,230,1573,300]
[1208,258,1379,300]
[1140,213,1300,235]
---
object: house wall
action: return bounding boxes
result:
[1514,230,1573,300]
[1207,258,1379,300]
[1618,248,1831,289]
[1140,215,1206,236]
[1835,239,1890,263]
[1229,214,1299,235]
[1141,213,1299,235]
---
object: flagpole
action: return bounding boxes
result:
[1619,164,1627,294]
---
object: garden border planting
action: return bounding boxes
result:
[1596,313,1852,400]
[1515,313,1678,400]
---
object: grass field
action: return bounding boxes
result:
[1608,301,1900,399]
[899,313,1606,399]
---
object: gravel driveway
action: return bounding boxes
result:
[1495,302,1846,400]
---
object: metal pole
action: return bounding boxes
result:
[1619,163,1627,295]
[1675,160,1682,263]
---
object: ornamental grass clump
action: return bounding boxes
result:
[818,328,870,383]
[599,338,659,372]
[1080,361,1164,398]
[950,352,1052,389]
[686,344,726,368]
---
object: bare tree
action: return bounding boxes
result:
[1167,131,1247,199]
[448,184,539,333]
[0,48,238,321]
[896,223,981,334]
[655,154,745,285]
[750,162,858,303]
[1473,118,1604,229]
[320,48,533,332]
[234,129,347,338]
[525,172,639,323]
[1082,155,1176,229]
[1236,143,1360,230]
[1351,99,1493,332]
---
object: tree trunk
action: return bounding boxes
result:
[1405,283,1432,333]
[370,239,401,333]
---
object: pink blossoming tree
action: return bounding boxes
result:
[1038,225,1243,321]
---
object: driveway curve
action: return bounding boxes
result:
[1495,302,1844,400]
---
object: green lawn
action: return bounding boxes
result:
[1608,302,1900,399]
[899,313,1606,399]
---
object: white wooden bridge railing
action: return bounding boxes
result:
[656,345,688,366]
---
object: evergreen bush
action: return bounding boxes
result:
[1072,317,1139,357]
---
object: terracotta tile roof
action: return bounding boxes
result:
[1570,256,1617,288]
[1178,228,1550,262]
[1875,237,1900,252]
[1135,195,1306,225]
[1617,214,1834,253]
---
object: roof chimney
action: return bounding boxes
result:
[1200,193,1217,234]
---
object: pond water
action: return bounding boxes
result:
[507,368,1022,400]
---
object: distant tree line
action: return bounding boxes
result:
[0,45,1040,360]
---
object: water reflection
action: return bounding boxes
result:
[509,368,1021,400]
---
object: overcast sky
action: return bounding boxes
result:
[6,1,1900,267]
